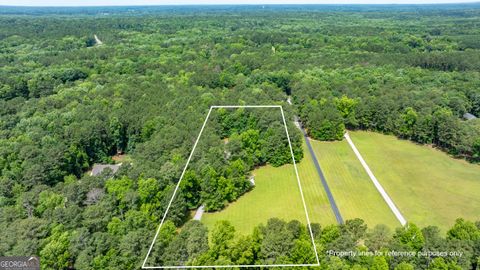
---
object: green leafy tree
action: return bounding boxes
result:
[105,176,133,203]
[447,218,480,242]
[334,95,359,128]
[320,225,341,246]
[370,256,389,270]
[428,257,462,270]
[344,218,367,242]
[229,236,256,265]
[261,218,295,263]
[395,262,415,270]
[393,223,425,251]
[162,221,209,266]
[399,107,418,138]
[35,190,65,216]
[138,177,160,204]
[306,101,345,141]
[290,239,316,264]
[180,171,201,209]
[210,220,236,259]
[472,138,480,162]
[40,225,71,270]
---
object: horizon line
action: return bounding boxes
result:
[2,1,480,7]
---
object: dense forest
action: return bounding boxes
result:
[0,4,479,270]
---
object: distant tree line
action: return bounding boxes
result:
[293,68,480,162]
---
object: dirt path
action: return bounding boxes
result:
[94,34,103,46]
[344,132,407,226]
[193,205,205,221]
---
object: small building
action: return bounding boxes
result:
[249,176,255,186]
[463,113,477,121]
[90,164,121,176]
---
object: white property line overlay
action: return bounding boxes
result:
[142,105,320,269]
[344,132,407,226]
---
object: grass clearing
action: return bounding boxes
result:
[350,131,480,231]
[297,142,338,226]
[202,142,337,235]
[310,139,401,229]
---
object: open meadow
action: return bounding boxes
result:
[202,142,337,235]
[310,139,401,229]
[202,130,480,234]
[349,131,480,231]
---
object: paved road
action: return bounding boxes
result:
[295,117,344,224]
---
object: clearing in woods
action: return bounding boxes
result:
[202,141,337,235]
[349,131,480,231]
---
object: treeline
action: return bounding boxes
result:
[294,67,480,162]
[148,218,316,266]
[149,217,480,269]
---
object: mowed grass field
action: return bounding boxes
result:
[297,143,338,226]
[202,142,337,235]
[310,139,401,229]
[350,131,480,231]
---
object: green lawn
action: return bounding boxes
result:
[202,142,337,235]
[296,143,338,226]
[310,139,401,229]
[349,131,480,231]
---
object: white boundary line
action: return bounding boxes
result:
[279,106,320,264]
[142,105,320,269]
[142,106,213,269]
[344,132,407,226]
